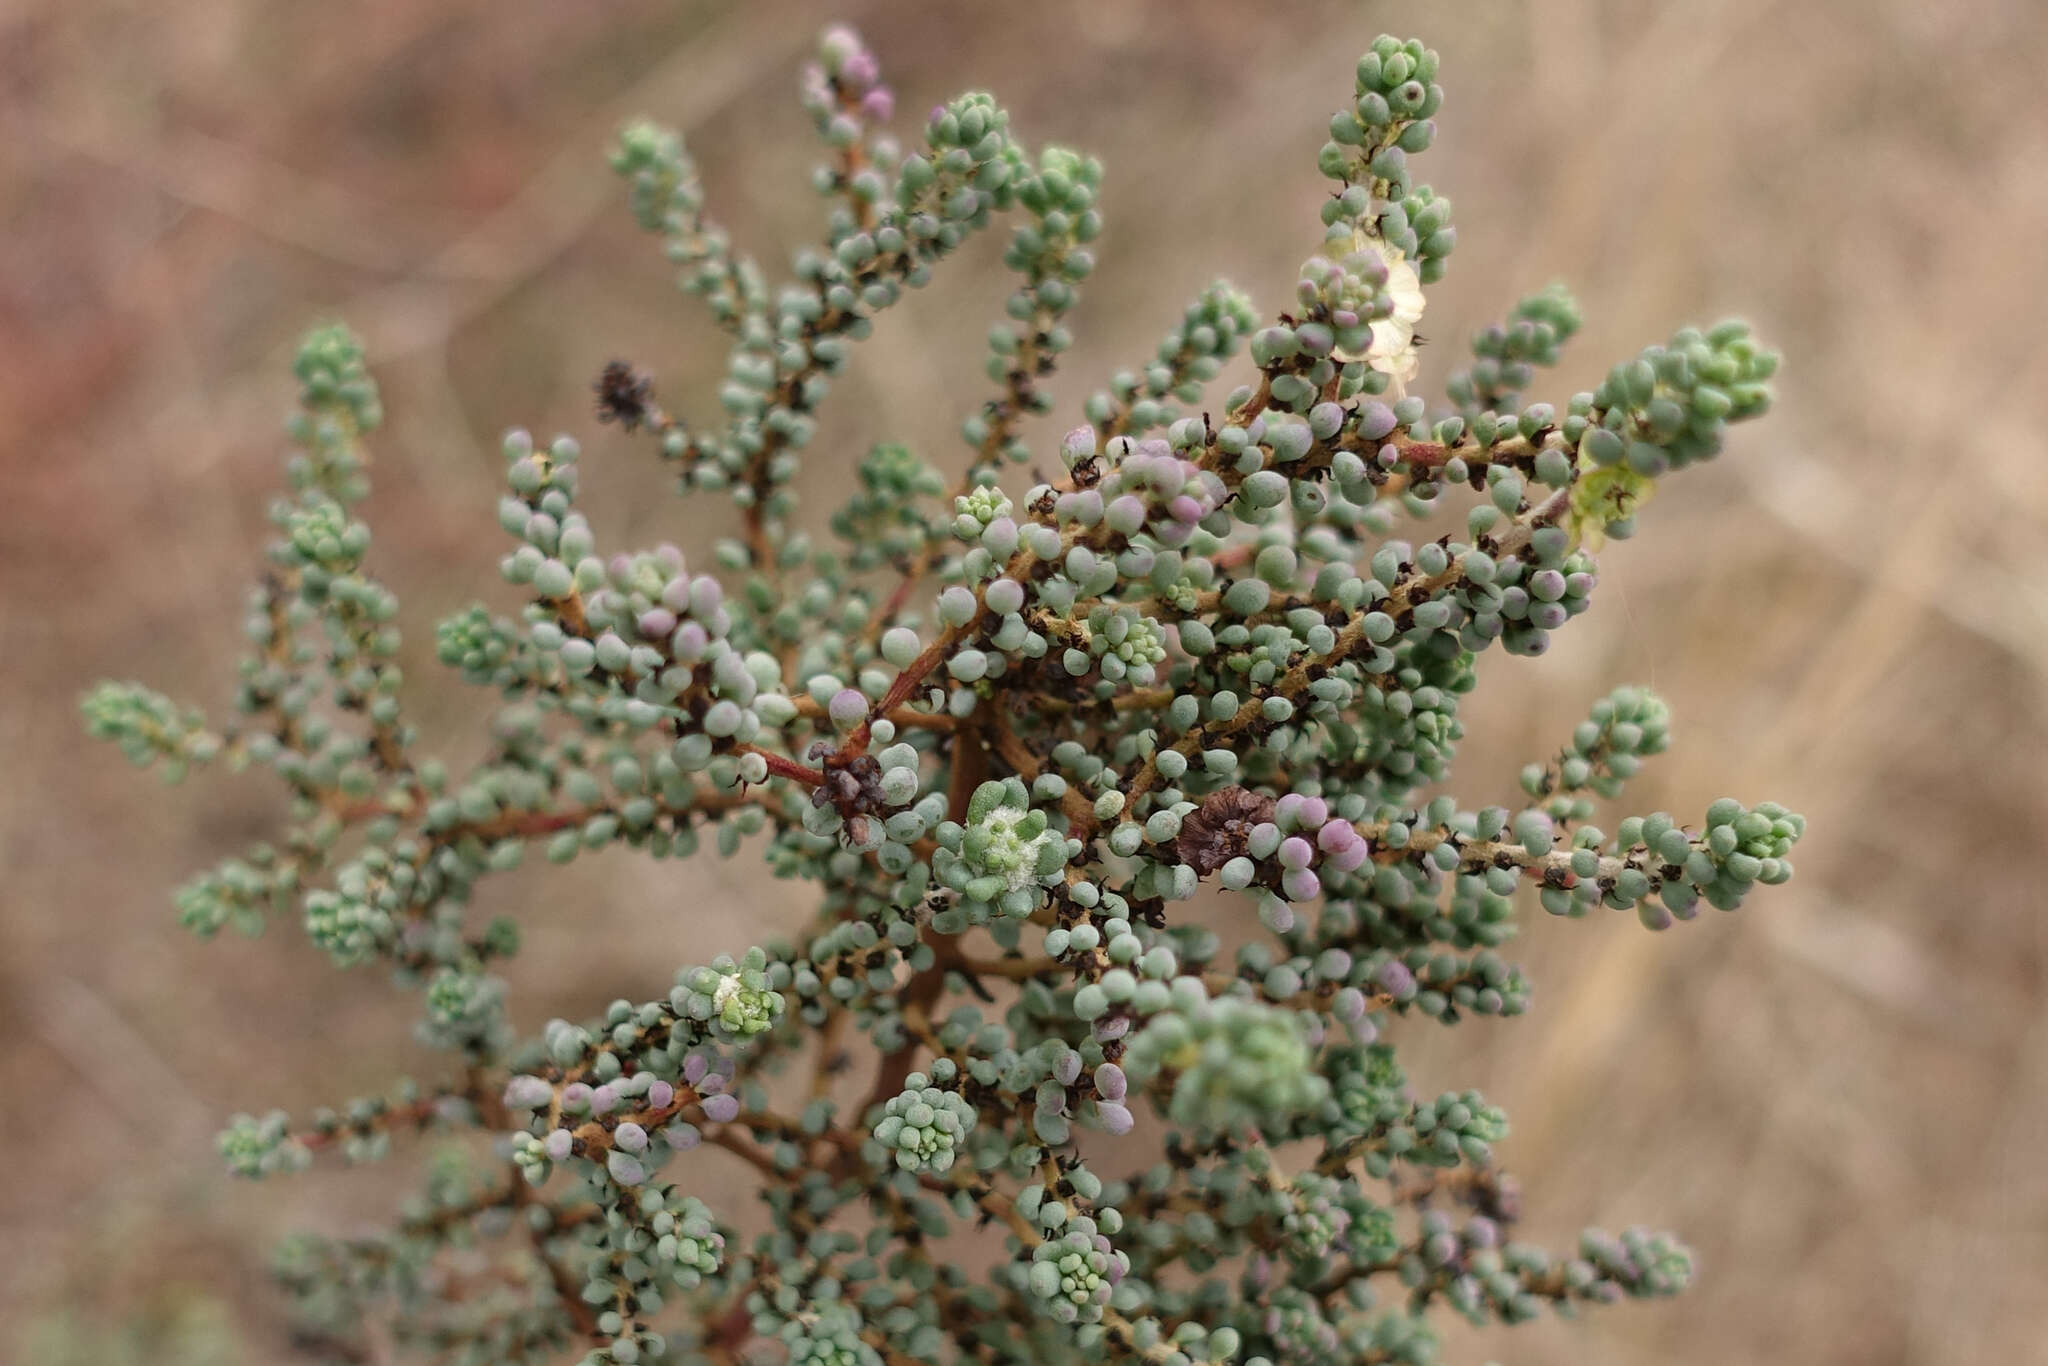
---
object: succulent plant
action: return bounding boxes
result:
[86,24,1799,1366]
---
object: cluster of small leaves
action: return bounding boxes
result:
[88,25,1801,1366]
[1122,994,1330,1133]
[81,682,220,780]
[1085,282,1260,439]
[872,1058,977,1173]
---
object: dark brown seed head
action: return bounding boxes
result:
[594,360,655,432]
[1174,784,1276,876]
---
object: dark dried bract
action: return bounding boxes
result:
[808,746,889,841]
[594,360,655,432]
[1175,785,1275,876]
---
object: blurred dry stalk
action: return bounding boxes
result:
[4,1,2046,1363]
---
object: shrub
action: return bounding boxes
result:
[87,24,1799,1366]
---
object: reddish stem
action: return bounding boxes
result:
[735,744,826,787]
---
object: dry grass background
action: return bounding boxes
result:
[5,0,2047,1361]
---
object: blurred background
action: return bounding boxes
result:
[6,1,2046,1361]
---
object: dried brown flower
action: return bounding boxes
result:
[1174,785,1275,876]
